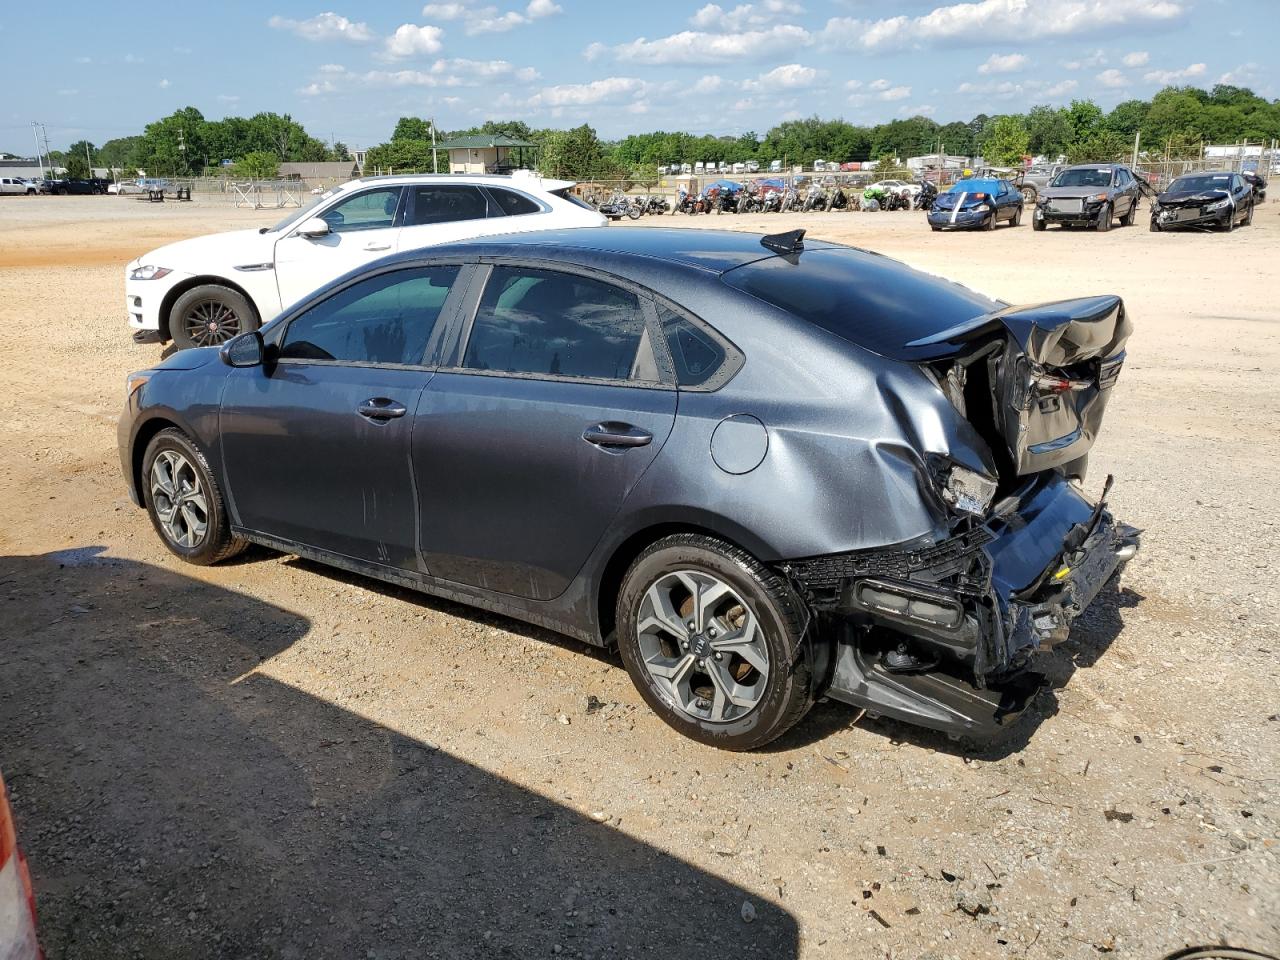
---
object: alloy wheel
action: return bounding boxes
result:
[150,450,209,548]
[635,570,770,724]
[182,299,242,347]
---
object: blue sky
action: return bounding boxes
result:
[3,0,1274,153]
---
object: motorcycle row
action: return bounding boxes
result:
[595,180,939,219]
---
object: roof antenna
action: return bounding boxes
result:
[761,228,805,255]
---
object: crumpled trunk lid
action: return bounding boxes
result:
[915,295,1131,479]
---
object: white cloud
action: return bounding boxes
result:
[597,25,811,64]
[382,24,445,59]
[267,12,373,43]
[901,104,936,116]
[691,75,724,94]
[1122,50,1149,67]
[957,76,1078,100]
[1096,68,1127,88]
[124,53,144,63]
[304,59,538,91]
[422,2,467,18]
[745,63,819,90]
[845,79,862,90]
[869,78,891,91]
[690,1,803,30]
[1143,62,1206,84]
[74,56,91,64]
[529,76,646,107]
[217,94,240,103]
[1062,49,1106,70]
[158,78,171,89]
[1217,62,1260,85]
[824,0,1185,53]
[57,88,79,96]
[978,52,1028,74]
[878,85,911,101]
[464,0,562,34]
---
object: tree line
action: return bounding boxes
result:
[364,84,1279,179]
[39,82,1279,182]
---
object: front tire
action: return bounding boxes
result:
[616,534,816,750]
[168,284,257,350]
[1033,214,1046,231]
[142,428,247,565]
[1095,203,1112,232]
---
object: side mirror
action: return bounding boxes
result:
[295,217,331,239]
[220,330,264,368]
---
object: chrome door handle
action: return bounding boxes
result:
[363,242,392,252]
[582,422,652,447]
[357,398,407,421]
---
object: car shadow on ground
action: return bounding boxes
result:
[0,549,799,960]
[278,553,1143,760]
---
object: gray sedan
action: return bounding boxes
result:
[119,227,1139,750]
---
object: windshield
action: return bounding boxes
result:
[269,191,335,232]
[1170,174,1232,193]
[1052,168,1113,188]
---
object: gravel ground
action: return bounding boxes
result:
[0,195,1276,959]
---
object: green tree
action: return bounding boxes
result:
[1067,99,1104,142]
[233,151,279,179]
[391,117,434,142]
[64,153,90,179]
[1065,130,1130,164]
[1104,99,1149,139]
[1024,105,1073,159]
[981,115,1031,165]
[538,124,618,179]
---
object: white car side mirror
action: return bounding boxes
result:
[296,217,331,239]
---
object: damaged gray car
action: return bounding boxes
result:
[120,226,1139,751]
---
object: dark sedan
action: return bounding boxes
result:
[927,177,1024,231]
[1150,171,1255,232]
[119,227,1138,750]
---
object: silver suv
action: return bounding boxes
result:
[1033,164,1143,233]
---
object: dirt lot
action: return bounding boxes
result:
[1,194,1277,959]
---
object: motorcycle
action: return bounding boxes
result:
[737,185,763,213]
[644,195,670,215]
[716,187,739,214]
[914,181,938,211]
[830,187,849,210]
[599,192,642,220]
[862,185,887,212]
[802,183,828,212]
[883,189,912,212]
[760,190,783,213]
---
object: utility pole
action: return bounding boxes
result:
[1131,130,1140,169]
[31,122,45,178]
[177,128,186,176]
[40,124,52,173]
[430,118,438,174]
[85,139,93,176]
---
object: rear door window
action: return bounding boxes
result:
[657,305,736,388]
[279,266,460,365]
[407,185,494,225]
[486,187,541,216]
[462,267,647,381]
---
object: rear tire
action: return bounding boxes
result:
[616,534,816,751]
[168,284,258,350]
[141,428,247,566]
[1012,204,1023,227]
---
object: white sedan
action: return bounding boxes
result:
[868,179,922,197]
[126,172,606,349]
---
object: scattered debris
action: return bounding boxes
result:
[1104,809,1134,823]
[584,695,604,714]
[868,909,892,929]
[740,900,756,924]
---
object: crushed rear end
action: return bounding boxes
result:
[790,294,1139,737]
